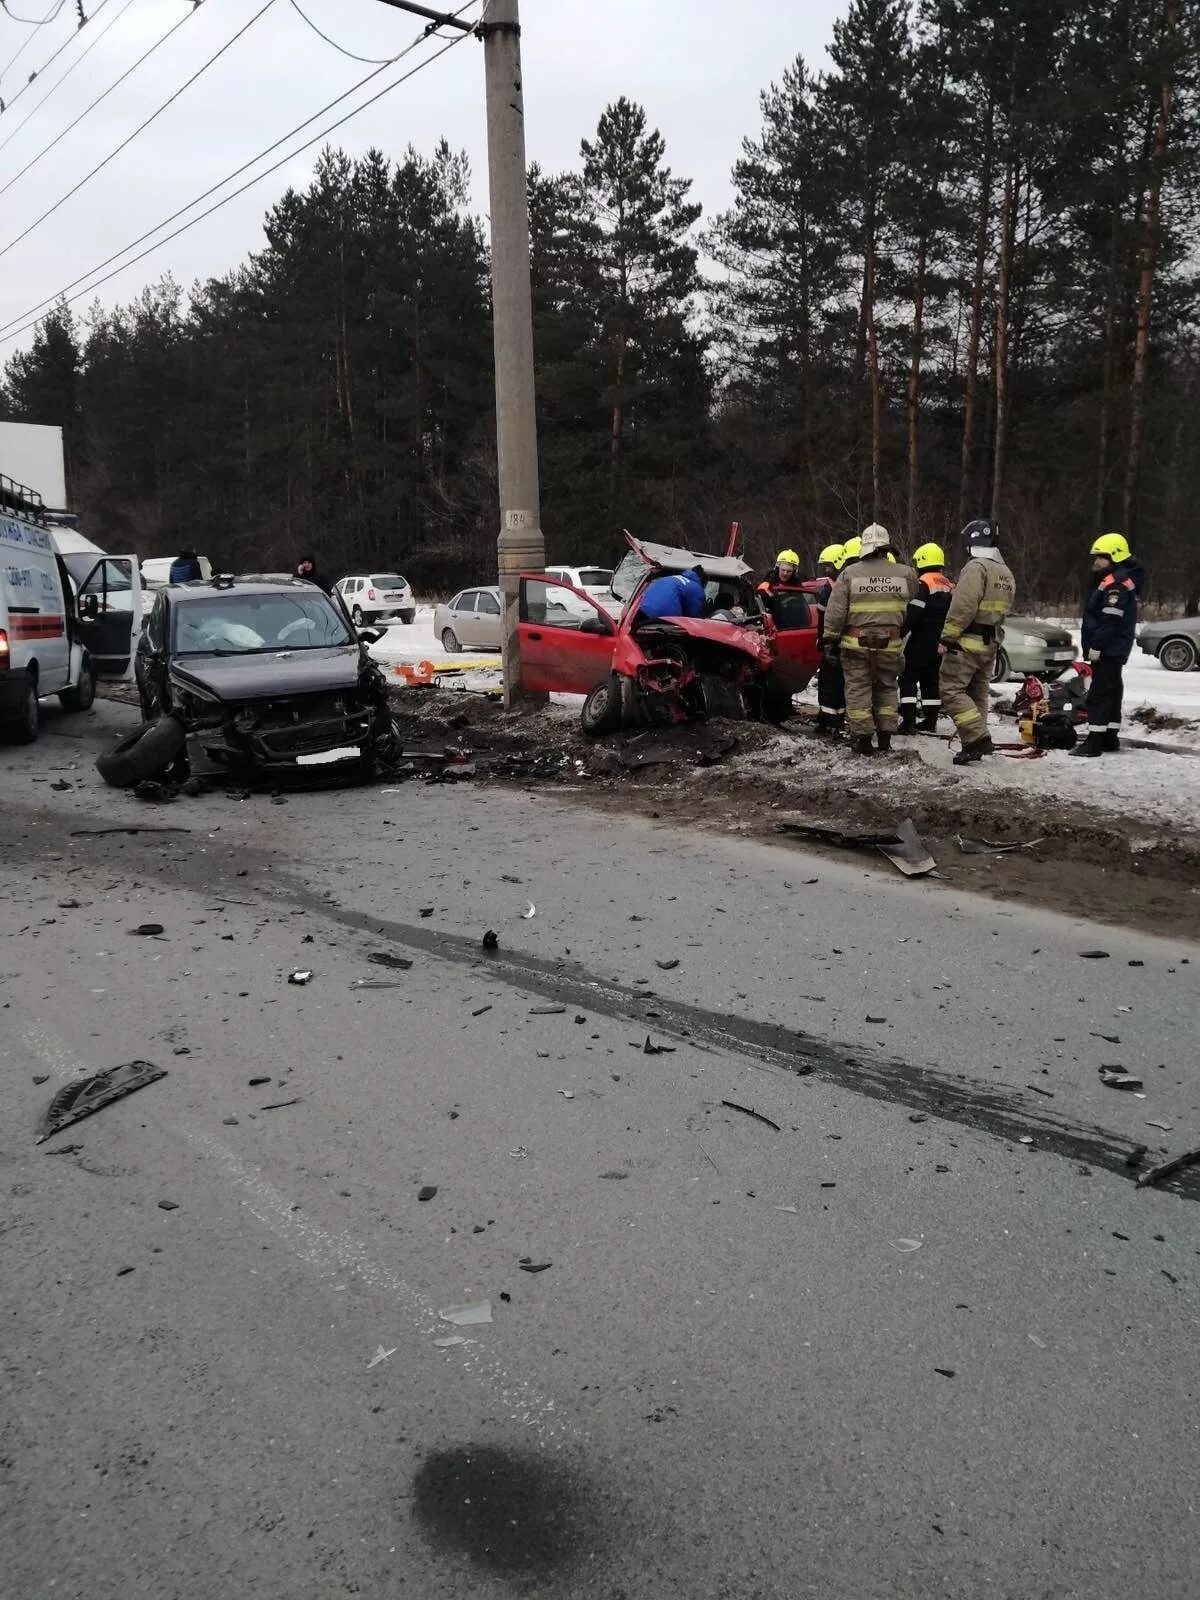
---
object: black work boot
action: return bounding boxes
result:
[920,708,940,733]
[898,709,918,735]
[1102,729,1120,753]
[1071,731,1105,757]
[876,731,893,754]
[952,736,991,766]
[850,735,875,757]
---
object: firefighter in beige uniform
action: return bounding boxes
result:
[822,523,918,756]
[938,517,1016,765]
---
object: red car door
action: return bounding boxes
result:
[765,585,822,692]
[517,575,618,693]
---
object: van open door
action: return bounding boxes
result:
[75,556,141,679]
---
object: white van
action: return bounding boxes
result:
[1,489,139,743]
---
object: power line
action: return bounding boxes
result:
[0,0,276,259]
[0,0,133,158]
[0,0,66,89]
[0,0,195,201]
[1,0,68,22]
[0,19,476,349]
[286,0,391,66]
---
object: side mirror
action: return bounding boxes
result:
[578,613,613,636]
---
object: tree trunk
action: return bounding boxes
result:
[1094,185,1124,530]
[863,188,881,522]
[958,115,993,525]
[906,232,928,535]
[1123,0,1177,533]
[990,155,1017,525]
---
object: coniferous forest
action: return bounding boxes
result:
[2,0,1197,604]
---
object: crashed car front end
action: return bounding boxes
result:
[615,615,776,724]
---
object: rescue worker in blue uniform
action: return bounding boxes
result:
[1072,532,1145,757]
[636,565,706,622]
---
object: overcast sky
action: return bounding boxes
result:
[0,0,844,355]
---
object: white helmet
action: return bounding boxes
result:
[859,523,890,557]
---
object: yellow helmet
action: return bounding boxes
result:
[842,536,862,561]
[818,543,846,571]
[912,541,946,571]
[774,548,800,570]
[1091,531,1131,564]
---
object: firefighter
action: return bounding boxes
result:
[758,548,800,592]
[822,524,918,756]
[938,518,1016,765]
[898,542,954,734]
[1072,531,1145,757]
[812,543,847,735]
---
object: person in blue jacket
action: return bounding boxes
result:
[1073,531,1145,757]
[636,565,707,623]
[169,546,203,584]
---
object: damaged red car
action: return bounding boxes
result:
[518,534,822,734]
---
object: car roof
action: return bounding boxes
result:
[164,576,331,600]
[632,538,751,581]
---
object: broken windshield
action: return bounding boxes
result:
[171,592,354,656]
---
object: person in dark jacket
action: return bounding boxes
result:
[294,555,332,594]
[169,547,203,584]
[636,566,706,622]
[812,543,847,735]
[898,542,955,734]
[1072,532,1145,757]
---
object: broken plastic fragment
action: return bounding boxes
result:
[130,922,165,937]
[656,958,680,971]
[721,1100,781,1132]
[891,1238,923,1253]
[368,952,413,971]
[350,978,405,990]
[1079,950,1111,960]
[37,1060,167,1144]
[367,1344,396,1369]
[521,901,536,919]
[530,1004,566,1015]
[418,1185,438,1202]
[438,1299,493,1326]
[434,1335,469,1348]
[288,970,313,985]
[643,1036,676,1056]
[518,1258,552,1273]
[558,1089,575,1100]
[1099,1069,1143,1090]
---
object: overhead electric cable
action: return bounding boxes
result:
[0,0,277,259]
[0,1,67,91]
[0,0,134,158]
[286,0,392,66]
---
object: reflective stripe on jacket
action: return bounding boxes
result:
[824,555,919,652]
[1080,559,1144,660]
[941,557,1015,653]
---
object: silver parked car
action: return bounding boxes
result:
[433,585,581,652]
[991,617,1078,682]
[1138,617,1200,672]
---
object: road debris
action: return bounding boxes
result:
[1026,1084,1056,1097]
[130,922,165,937]
[157,1199,180,1211]
[1135,1145,1200,1190]
[530,1004,566,1015]
[509,1146,528,1160]
[955,834,1047,855]
[350,978,405,990]
[1079,950,1111,960]
[438,1299,493,1326]
[471,1004,493,1017]
[288,970,313,986]
[656,958,680,971]
[418,1186,438,1201]
[558,1090,575,1099]
[1099,1069,1144,1090]
[891,1239,924,1253]
[248,1076,270,1086]
[521,901,537,919]
[37,1060,166,1144]
[368,952,413,971]
[934,1368,956,1378]
[260,1098,302,1111]
[70,825,190,837]
[643,1037,676,1056]
[721,1100,781,1132]
[434,1335,469,1348]
[419,907,434,918]
[367,1344,397,1369]
[776,815,936,877]
[518,1258,552,1273]
[1146,1119,1174,1132]
[599,1170,628,1180]
[1123,1144,1148,1168]
[482,929,499,951]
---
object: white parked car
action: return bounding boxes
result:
[544,564,619,619]
[334,573,416,626]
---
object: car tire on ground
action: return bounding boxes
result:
[352,606,365,625]
[58,655,96,713]
[3,671,39,744]
[581,674,624,737]
[990,647,1011,683]
[95,715,186,788]
[441,627,461,652]
[400,611,416,625]
[1158,636,1197,673]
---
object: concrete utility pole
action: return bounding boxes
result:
[479,0,544,703]
[374,0,545,703]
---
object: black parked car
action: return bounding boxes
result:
[117,576,395,783]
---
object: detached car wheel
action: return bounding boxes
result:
[441,627,461,652]
[4,672,40,744]
[1158,636,1197,673]
[95,715,186,788]
[990,647,1011,683]
[581,674,625,737]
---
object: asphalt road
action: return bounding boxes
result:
[2,700,1198,1600]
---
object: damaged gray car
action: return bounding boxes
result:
[95,576,397,788]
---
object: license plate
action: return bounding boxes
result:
[297,746,360,766]
[1048,651,1075,661]
[384,592,403,600]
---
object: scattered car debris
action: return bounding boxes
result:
[530,1004,566,1015]
[866,1015,887,1024]
[157,1200,179,1212]
[721,1100,781,1132]
[260,1097,302,1111]
[471,1004,493,1017]
[223,1116,240,1126]
[599,1170,628,1180]
[1026,1083,1055,1097]
[419,907,434,918]
[438,1299,493,1326]
[1136,1145,1200,1190]
[955,834,1047,855]
[521,901,537,919]
[558,1089,575,1099]
[57,899,81,910]
[288,970,313,986]
[70,825,190,837]
[1099,1069,1143,1090]
[934,1368,956,1379]
[1091,1032,1121,1043]
[368,952,413,971]
[50,779,71,791]
[367,1344,397,1369]
[891,1239,923,1253]
[643,1036,676,1056]
[1079,950,1111,960]
[130,922,165,937]
[37,1060,166,1144]
[482,930,499,951]
[248,1076,271,1086]
[434,1335,469,1348]
[350,978,405,990]
[1146,1119,1174,1132]
[44,1143,83,1156]
[418,1186,438,1202]
[1123,1144,1148,1168]
[31,1073,48,1085]
[509,1146,529,1160]
[656,958,681,971]
[776,815,936,877]
[518,1258,552,1273]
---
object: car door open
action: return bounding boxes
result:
[766,587,821,693]
[518,576,617,693]
[76,556,140,678]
